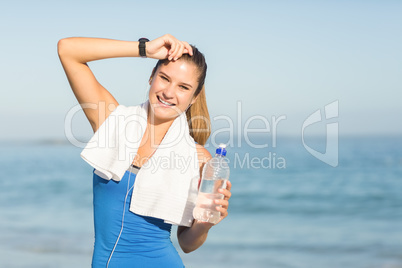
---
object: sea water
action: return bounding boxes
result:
[0,135,401,268]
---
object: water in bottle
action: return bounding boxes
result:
[193,144,230,224]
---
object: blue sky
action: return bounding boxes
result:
[0,0,401,141]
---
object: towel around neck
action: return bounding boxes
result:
[80,100,200,227]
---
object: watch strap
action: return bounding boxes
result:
[138,38,149,58]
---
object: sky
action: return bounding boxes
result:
[0,0,401,142]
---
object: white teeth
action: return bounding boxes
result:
[158,96,174,106]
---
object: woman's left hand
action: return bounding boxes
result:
[178,181,232,252]
[213,180,232,225]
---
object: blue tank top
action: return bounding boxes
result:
[92,165,185,267]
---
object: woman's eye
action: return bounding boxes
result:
[161,76,168,81]
[180,85,189,90]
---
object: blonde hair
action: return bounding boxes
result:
[185,85,210,145]
[151,45,211,145]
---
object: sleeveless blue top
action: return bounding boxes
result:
[92,165,185,267]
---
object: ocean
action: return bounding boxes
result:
[0,135,401,268]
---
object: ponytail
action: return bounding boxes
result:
[186,86,210,145]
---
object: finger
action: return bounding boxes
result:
[165,35,178,59]
[219,188,232,200]
[182,41,193,56]
[172,42,185,61]
[216,206,228,217]
[214,199,229,208]
[175,43,186,60]
[169,39,182,60]
[170,43,180,60]
[183,48,190,55]
[226,180,232,192]
[168,42,177,60]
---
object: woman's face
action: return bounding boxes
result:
[148,60,199,123]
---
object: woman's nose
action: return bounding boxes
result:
[162,84,175,99]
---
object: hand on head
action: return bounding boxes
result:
[146,34,194,61]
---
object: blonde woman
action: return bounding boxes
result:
[58,34,232,267]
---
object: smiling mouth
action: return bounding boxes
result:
[157,96,175,106]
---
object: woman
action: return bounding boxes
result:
[58,34,232,267]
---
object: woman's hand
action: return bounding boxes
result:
[146,34,193,61]
[213,180,232,225]
[177,181,232,253]
[193,180,232,228]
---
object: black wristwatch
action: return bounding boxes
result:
[138,38,149,58]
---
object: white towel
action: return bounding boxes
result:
[80,100,200,227]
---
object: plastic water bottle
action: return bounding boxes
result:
[193,144,230,224]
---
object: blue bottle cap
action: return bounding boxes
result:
[216,144,227,156]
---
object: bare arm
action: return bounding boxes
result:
[57,37,141,133]
[177,145,232,253]
[57,34,193,133]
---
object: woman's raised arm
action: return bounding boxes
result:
[57,37,141,133]
[57,34,193,133]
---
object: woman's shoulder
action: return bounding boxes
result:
[195,143,212,168]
